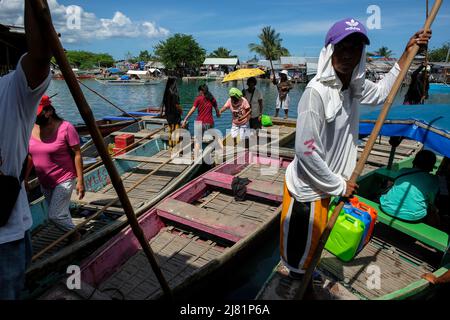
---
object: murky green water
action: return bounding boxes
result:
[45,79,450,299]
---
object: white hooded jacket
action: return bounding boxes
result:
[285,44,401,202]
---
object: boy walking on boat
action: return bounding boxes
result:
[0,0,52,299]
[281,18,431,293]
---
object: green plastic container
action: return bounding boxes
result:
[261,114,273,127]
[325,213,365,262]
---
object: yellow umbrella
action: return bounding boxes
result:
[222,68,265,83]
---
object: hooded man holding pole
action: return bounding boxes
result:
[0,0,52,299]
[280,18,431,293]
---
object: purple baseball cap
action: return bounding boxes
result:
[325,18,370,46]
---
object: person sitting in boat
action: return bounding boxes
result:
[243,77,264,130]
[181,84,220,133]
[273,70,293,119]
[219,88,251,146]
[380,150,440,225]
[281,16,431,296]
[28,96,85,241]
[161,77,183,148]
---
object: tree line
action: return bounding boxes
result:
[64,27,449,75]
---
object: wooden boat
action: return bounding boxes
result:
[26,132,214,290]
[80,117,167,168]
[39,151,293,300]
[257,104,450,300]
[74,119,137,137]
[95,78,157,86]
[26,117,169,201]
[221,117,296,153]
[74,106,161,138]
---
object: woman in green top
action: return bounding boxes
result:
[380,150,440,225]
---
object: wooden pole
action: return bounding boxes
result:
[295,0,442,300]
[77,80,140,122]
[29,0,172,299]
[421,0,430,103]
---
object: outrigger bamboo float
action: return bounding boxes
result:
[257,104,450,300]
[26,133,215,291]
[39,151,293,300]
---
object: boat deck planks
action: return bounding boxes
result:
[98,228,224,300]
[30,148,188,263]
[94,162,285,300]
[358,137,422,175]
[319,237,435,299]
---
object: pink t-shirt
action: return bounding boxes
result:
[222,97,251,126]
[29,121,80,189]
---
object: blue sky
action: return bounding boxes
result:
[2,0,448,60]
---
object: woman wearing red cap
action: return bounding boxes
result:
[28,95,85,240]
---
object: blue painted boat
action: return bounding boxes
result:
[429,83,450,94]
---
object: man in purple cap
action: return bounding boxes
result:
[280,17,431,292]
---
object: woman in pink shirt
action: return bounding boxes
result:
[28,96,85,241]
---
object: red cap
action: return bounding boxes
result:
[37,95,52,115]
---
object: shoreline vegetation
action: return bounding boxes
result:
[52,28,449,81]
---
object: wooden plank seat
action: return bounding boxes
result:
[156,199,258,243]
[202,171,284,202]
[110,131,156,139]
[359,197,449,252]
[114,154,193,165]
[71,191,116,206]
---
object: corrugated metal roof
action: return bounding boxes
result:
[257,60,282,69]
[280,56,306,65]
[203,58,239,65]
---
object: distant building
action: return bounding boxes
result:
[0,24,26,75]
[430,62,450,83]
[257,56,318,82]
[201,58,240,78]
[240,56,259,69]
[144,61,165,76]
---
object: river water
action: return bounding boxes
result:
[46,78,449,299]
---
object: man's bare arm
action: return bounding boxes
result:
[21,0,52,89]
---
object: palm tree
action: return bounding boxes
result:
[208,47,236,58]
[375,46,393,58]
[249,26,290,78]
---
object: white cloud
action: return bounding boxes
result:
[0,0,169,44]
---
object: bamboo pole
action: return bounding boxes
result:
[77,80,140,122]
[422,0,430,103]
[295,0,442,299]
[29,0,172,299]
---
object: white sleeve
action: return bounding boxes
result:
[295,89,347,196]
[12,54,52,125]
[360,63,401,105]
